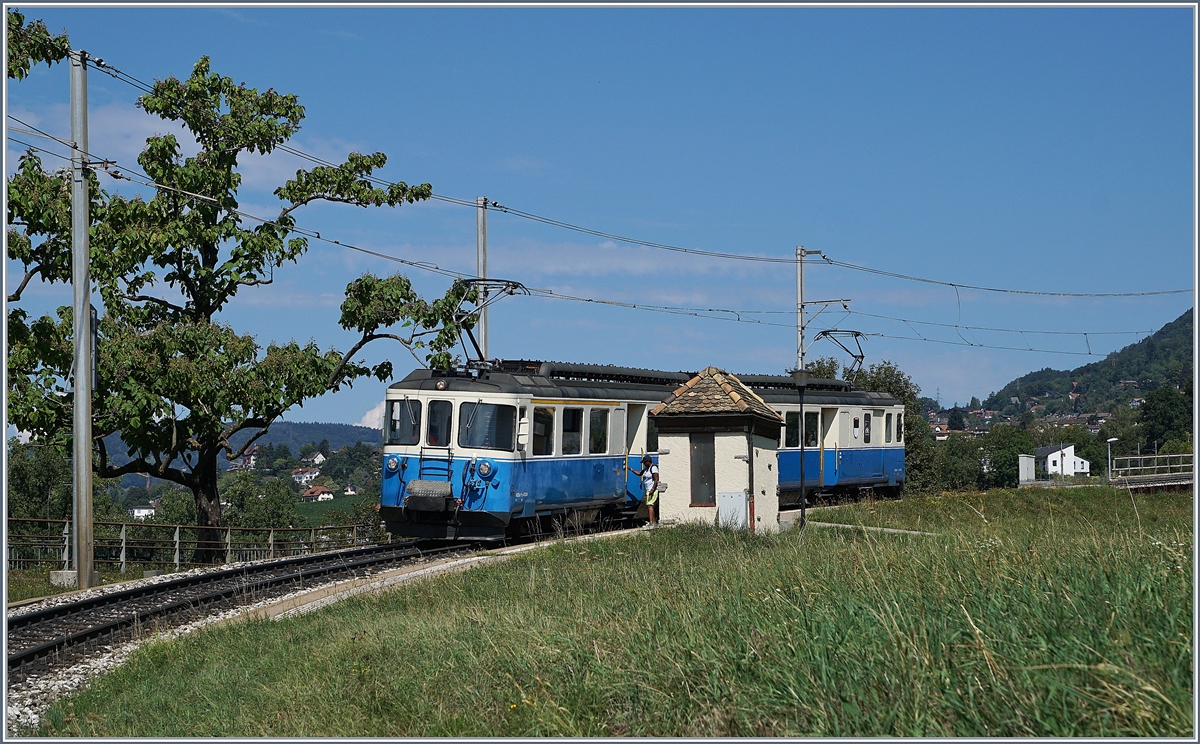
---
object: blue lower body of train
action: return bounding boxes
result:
[776,446,906,504]
[379,453,652,540]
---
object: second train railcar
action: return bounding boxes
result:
[379,361,906,540]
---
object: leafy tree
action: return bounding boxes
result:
[7,50,480,560]
[6,438,72,520]
[299,443,317,459]
[6,9,69,80]
[805,356,841,380]
[939,434,984,491]
[969,396,981,410]
[1140,384,1191,452]
[317,439,331,457]
[979,424,1033,489]
[320,441,379,487]
[947,408,965,431]
[219,471,298,529]
[123,485,151,506]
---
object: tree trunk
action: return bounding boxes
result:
[191,450,224,564]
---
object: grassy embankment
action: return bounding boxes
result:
[35,487,1192,737]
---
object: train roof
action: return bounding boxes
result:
[387,360,902,408]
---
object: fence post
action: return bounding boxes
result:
[62,521,71,571]
[225,528,232,564]
[120,523,127,573]
[310,527,315,553]
[353,524,358,547]
[174,525,180,572]
[269,528,275,559]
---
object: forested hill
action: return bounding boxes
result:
[982,308,1193,416]
[226,421,381,455]
[102,421,380,473]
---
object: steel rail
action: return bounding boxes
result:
[7,541,467,672]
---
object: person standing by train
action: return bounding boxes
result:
[630,454,660,528]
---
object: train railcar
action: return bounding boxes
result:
[379,361,905,540]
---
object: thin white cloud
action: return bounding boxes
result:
[357,401,385,429]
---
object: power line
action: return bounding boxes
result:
[80,58,1190,300]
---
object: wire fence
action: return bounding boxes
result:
[6,518,380,572]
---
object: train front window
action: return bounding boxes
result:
[532,407,555,456]
[387,399,421,446]
[427,400,452,447]
[784,412,800,448]
[885,413,893,443]
[458,402,516,451]
[589,409,609,454]
[804,412,819,448]
[562,408,583,455]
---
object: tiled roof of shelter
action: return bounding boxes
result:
[651,366,782,421]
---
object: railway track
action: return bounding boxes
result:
[6,540,472,681]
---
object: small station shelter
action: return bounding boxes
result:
[650,366,783,533]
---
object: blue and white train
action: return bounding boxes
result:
[379,361,906,540]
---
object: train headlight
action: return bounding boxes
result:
[386,456,400,472]
[477,460,493,477]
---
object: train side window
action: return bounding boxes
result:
[690,432,715,506]
[427,400,452,447]
[458,402,516,451]
[897,413,903,443]
[804,412,819,448]
[784,412,800,448]
[532,407,555,456]
[885,413,893,443]
[562,408,584,455]
[387,399,421,446]
[853,416,860,439]
[589,408,609,455]
[863,413,872,444]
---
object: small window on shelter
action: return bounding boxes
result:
[690,432,715,506]
[562,408,583,455]
[589,409,609,454]
[885,413,893,443]
[532,407,555,456]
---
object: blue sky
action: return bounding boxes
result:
[6,5,1195,431]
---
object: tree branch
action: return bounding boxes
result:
[125,292,191,317]
[325,332,417,389]
[224,420,276,461]
[276,194,373,223]
[7,265,43,303]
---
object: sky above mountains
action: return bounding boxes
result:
[6,6,1194,428]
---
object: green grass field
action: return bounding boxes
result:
[34,487,1193,737]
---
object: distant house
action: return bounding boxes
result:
[292,467,320,486]
[1009,396,1020,405]
[1030,405,1046,413]
[129,506,155,519]
[1033,444,1090,477]
[301,451,327,466]
[301,485,334,502]
[343,484,359,496]
[1129,398,1144,408]
[929,423,950,442]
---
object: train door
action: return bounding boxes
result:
[624,404,648,499]
[869,409,885,477]
[611,407,627,496]
[821,407,837,487]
